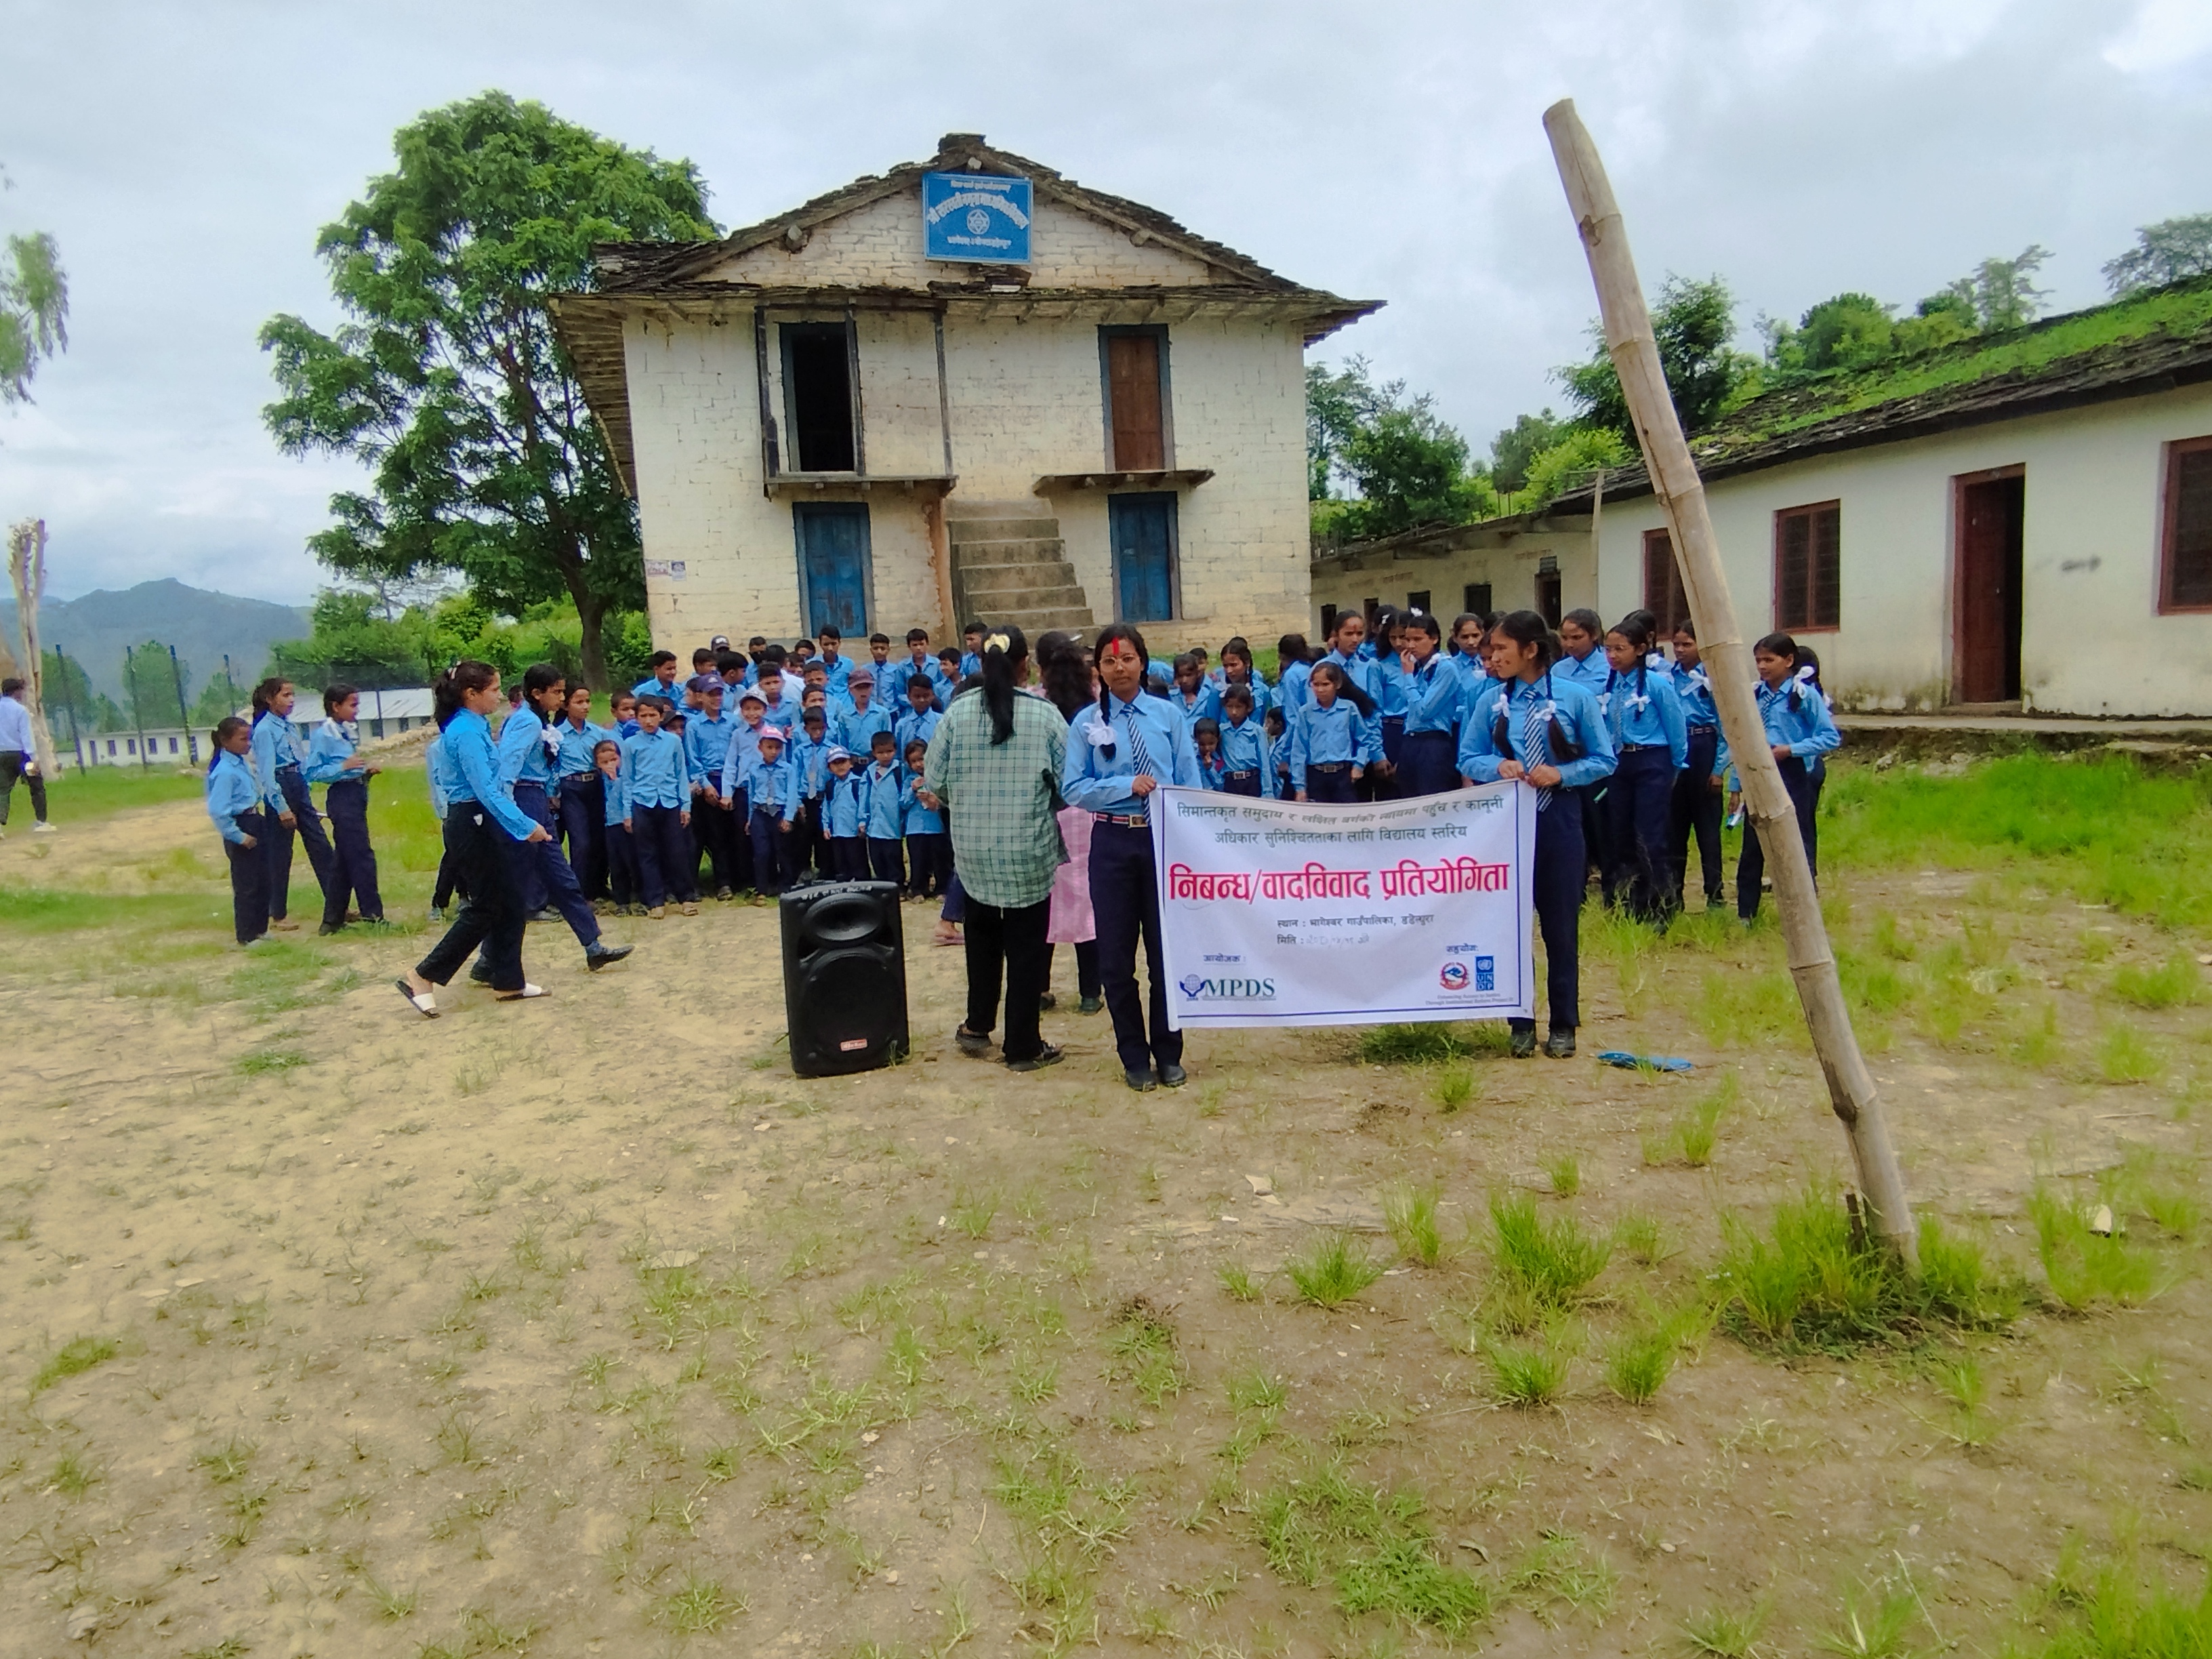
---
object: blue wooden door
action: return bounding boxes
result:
[1109,492,1176,622]
[794,504,871,638]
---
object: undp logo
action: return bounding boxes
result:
[1178,975,1278,1002]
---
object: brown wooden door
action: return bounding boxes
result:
[1954,470,2024,703]
[1107,333,1165,470]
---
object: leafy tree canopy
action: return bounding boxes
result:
[1559,274,1759,440]
[260,92,715,687]
[0,162,68,407]
[1307,357,1501,539]
[1930,244,2050,332]
[1489,409,1567,495]
[2104,213,2212,296]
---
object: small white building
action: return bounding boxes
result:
[79,729,199,768]
[284,688,434,742]
[1318,279,2212,718]
[554,134,1377,651]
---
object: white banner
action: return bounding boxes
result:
[1149,783,1537,1029]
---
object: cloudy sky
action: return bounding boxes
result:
[3,0,2208,603]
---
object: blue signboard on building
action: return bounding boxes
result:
[922,171,1032,265]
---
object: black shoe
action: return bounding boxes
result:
[716,886,734,901]
[1156,1063,1188,1089]
[1124,1067,1157,1092]
[317,922,346,936]
[1078,996,1104,1015]
[955,1025,993,1058]
[1006,1044,1064,1073]
[1544,1029,1577,1059]
[1038,992,1058,1012]
[585,942,633,971]
[469,962,496,985]
[1510,1027,1537,1059]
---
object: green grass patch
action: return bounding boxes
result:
[1252,1458,1492,1635]
[2112,953,2208,1010]
[31,1334,118,1395]
[1353,1022,1511,1065]
[1381,1182,1443,1267]
[1489,1191,1609,1309]
[2028,1187,2169,1311]
[1287,1231,1387,1309]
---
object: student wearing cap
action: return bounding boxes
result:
[684,676,741,899]
[740,724,798,897]
[838,670,892,757]
[820,746,866,878]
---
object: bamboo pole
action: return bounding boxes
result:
[1542,100,1917,1267]
[7,518,61,777]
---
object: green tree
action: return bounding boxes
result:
[1931,245,2050,331]
[259,92,716,689]
[39,646,91,731]
[2104,213,2212,295]
[266,588,436,689]
[1559,274,1757,439]
[1518,427,1633,508]
[1307,358,1378,499]
[1306,356,1498,537]
[121,640,190,729]
[0,164,68,406]
[1490,409,1567,494]
[190,674,242,727]
[1763,292,1896,380]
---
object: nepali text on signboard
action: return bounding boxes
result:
[922,172,1033,265]
[1149,784,1536,1030]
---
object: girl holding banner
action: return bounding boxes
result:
[1458,611,1616,1059]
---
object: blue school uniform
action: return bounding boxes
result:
[958,651,982,680]
[303,715,383,926]
[741,749,796,817]
[426,735,454,817]
[207,749,260,844]
[614,716,640,741]
[1602,664,1689,770]
[1197,678,1269,726]
[1212,713,1272,797]
[1322,648,1388,712]
[860,760,907,840]
[819,654,853,696]
[790,726,834,802]
[207,748,270,944]
[1738,674,1842,922]
[443,709,538,839]
[823,769,864,838]
[1275,659,1313,715]
[632,674,682,705]
[302,716,361,787]
[1288,698,1375,799]
[600,768,630,825]
[1600,662,1688,919]
[894,706,941,760]
[1757,673,1841,760]
[1553,647,1610,696]
[554,716,611,778]
[598,765,638,905]
[1394,652,1463,797]
[248,708,296,810]
[878,657,941,707]
[1166,687,1210,731]
[1060,692,1202,817]
[684,709,737,790]
[900,776,943,836]
[620,727,690,808]
[838,700,893,758]
[496,708,558,787]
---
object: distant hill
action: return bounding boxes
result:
[0,579,310,703]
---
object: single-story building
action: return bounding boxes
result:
[552,134,1378,652]
[1310,508,1594,638]
[1318,276,2212,718]
[79,729,199,768]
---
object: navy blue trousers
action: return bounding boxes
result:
[223,809,270,944]
[830,836,869,880]
[556,772,607,900]
[1091,819,1181,1074]
[265,764,335,918]
[1671,727,1725,905]
[690,775,741,894]
[1223,769,1263,798]
[1305,762,1355,803]
[867,837,905,887]
[1738,757,1822,921]
[320,778,384,928]
[906,831,950,898]
[1513,790,1586,1037]
[1605,747,1680,921]
[1397,730,1460,798]
[750,804,796,896]
[417,804,525,991]
[512,783,599,945]
[1371,716,1406,800]
[631,802,695,907]
[605,821,638,906]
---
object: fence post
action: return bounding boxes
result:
[169,644,195,764]
[125,644,152,771]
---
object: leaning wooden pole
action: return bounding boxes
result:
[1543,100,1917,1267]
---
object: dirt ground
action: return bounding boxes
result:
[2,774,2209,1658]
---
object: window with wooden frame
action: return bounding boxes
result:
[1099,326,1171,471]
[2162,436,2212,612]
[1774,501,1842,632]
[1406,589,1432,616]
[1641,529,1690,635]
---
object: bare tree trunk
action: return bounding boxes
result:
[1543,100,1918,1267]
[7,518,62,776]
[574,586,609,693]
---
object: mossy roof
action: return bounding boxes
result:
[1553,274,2212,508]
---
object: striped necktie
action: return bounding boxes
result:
[1118,701,1158,807]
[1519,688,1555,812]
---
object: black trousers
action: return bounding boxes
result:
[0,749,47,824]
[1091,820,1181,1074]
[691,777,740,893]
[265,764,335,918]
[556,773,607,899]
[963,895,1051,1062]
[867,837,905,887]
[1512,790,1586,1036]
[631,803,695,907]
[321,778,384,927]
[222,808,270,944]
[830,836,869,880]
[1670,726,1725,905]
[750,804,796,896]
[432,847,466,910]
[1223,769,1263,798]
[605,822,638,906]
[1046,940,1102,999]
[1604,747,1679,922]
[1397,730,1460,798]
[511,783,599,947]
[1305,762,1354,803]
[1738,757,1822,921]
[1575,781,1609,891]
[906,830,950,897]
[416,805,525,991]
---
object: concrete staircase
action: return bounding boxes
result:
[947,505,1096,637]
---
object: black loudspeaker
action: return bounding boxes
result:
[779,880,909,1077]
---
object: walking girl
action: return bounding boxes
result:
[1393,611,1462,798]
[553,683,610,904]
[499,664,630,970]
[1061,622,1200,1092]
[1600,615,1687,922]
[1288,661,1375,803]
[1737,632,1840,923]
[304,684,385,933]
[205,716,269,946]
[397,661,550,1015]
[1457,611,1616,1058]
[248,678,334,930]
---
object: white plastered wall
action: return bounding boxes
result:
[1593,385,2212,717]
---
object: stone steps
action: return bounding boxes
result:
[947,507,1095,636]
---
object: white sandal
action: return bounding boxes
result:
[394,979,440,1019]
[495,983,549,1001]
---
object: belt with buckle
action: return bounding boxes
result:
[1619,742,1662,754]
[1310,760,1350,773]
[1687,723,1717,736]
[1094,811,1149,828]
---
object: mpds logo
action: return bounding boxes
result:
[1178,975,1277,1002]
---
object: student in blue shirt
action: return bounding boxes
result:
[497,665,630,970]
[1392,611,1462,798]
[303,684,385,933]
[399,662,554,1015]
[249,678,334,931]
[1738,631,1842,924]
[741,726,799,897]
[1166,654,1210,730]
[1667,622,1728,909]
[1212,684,1271,797]
[205,716,270,945]
[1193,717,1230,790]
[790,706,834,881]
[549,684,611,906]
[1061,623,1202,1093]
[879,629,935,707]
[816,628,854,697]
[1198,638,1269,726]
[820,747,867,880]
[1369,606,1413,795]
[631,651,682,706]
[1599,616,1689,922]
[620,695,697,916]
[839,672,893,758]
[895,677,942,758]
[957,621,987,682]
[860,730,907,888]
[1553,607,1614,893]
[683,677,741,900]
[609,690,640,742]
[1458,611,1618,1059]
[1290,662,1378,803]
[900,736,949,899]
[1319,612,1393,798]
[592,738,640,914]
[1274,632,1314,718]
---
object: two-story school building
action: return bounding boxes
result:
[1315,277,2212,718]
[552,134,1378,655]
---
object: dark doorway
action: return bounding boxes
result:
[782,323,857,472]
[1102,328,1168,470]
[1109,492,1178,621]
[1462,581,1492,618]
[1534,569,1562,629]
[1954,468,2024,703]
[794,504,871,638]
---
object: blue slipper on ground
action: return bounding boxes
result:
[1596,1050,1692,1071]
